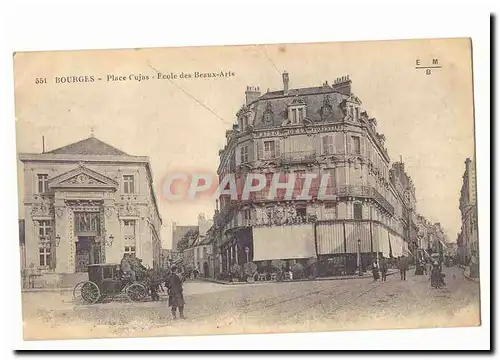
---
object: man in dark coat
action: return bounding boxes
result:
[398,256,408,281]
[380,257,388,281]
[166,265,186,320]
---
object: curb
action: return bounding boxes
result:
[197,270,400,285]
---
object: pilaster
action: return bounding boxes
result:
[104,199,121,264]
[54,198,71,273]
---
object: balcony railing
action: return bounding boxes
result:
[244,185,394,215]
[280,150,316,165]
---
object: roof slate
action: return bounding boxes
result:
[46,136,129,156]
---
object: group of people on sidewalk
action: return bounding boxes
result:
[370,254,446,288]
[371,255,409,282]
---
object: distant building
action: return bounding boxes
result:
[172,222,198,252]
[18,135,162,282]
[457,157,478,264]
[177,214,214,277]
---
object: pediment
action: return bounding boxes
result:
[48,164,118,190]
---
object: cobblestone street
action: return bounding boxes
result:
[22,266,480,340]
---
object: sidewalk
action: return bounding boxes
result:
[198,269,400,285]
[22,287,73,293]
[462,266,480,283]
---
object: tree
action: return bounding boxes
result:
[177,229,198,252]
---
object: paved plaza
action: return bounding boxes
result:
[22,266,480,340]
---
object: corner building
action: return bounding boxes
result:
[214,73,410,274]
[19,136,162,282]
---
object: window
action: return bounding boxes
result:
[124,220,136,242]
[37,174,49,193]
[38,220,52,239]
[290,107,305,124]
[242,116,248,132]
[264,141,276,159]
[39,246,51,267]
[240,146,249,164]
[74,213,100,234]
[243,209,252,224]
[123,175,135,194]
[203,247,208,258]
[351,136,361,155]
[353,203,363,220]
[124,246,136,256]
[296,207,307,219]
[322,135,335,155]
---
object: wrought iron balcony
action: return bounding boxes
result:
[280,150,316,165]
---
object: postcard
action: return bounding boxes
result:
[14,38,480,341]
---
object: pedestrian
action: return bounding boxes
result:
[372,259,380,281]
[380,257,388,281]
[120,253,136,282]
[398,256,408,281]
[166,265,186,320]
[430,260,441,288]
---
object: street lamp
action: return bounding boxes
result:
[357,239,363,276]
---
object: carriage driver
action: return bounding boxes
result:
[120,253,136,282]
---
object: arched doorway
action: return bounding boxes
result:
[203,261,209,278]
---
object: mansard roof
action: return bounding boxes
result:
[259,85,335,100]
[46,136,129,156]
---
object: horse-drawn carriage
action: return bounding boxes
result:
[73,263,151,304]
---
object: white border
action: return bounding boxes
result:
[1,0,492,352]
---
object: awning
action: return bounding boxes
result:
[390,233,403,257]
[374,224,390,257]
[252,224,316,261]
[402,241,412,256]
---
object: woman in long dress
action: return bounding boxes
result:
[430,260,441,288]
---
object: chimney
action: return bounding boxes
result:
[332,75,352,95]
[245,86,261,105]
[282,71,289,95]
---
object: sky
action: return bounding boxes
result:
[14,39,475,249]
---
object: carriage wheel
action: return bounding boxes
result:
[73,281,87,302]
[126,283,147,302]
[80,281,101,304]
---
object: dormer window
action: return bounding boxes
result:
[289,106,306,125]
[287,98,307,125]
[241,116,248,132]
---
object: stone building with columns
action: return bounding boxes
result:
[18,135,162,283]
[212,72,413,276]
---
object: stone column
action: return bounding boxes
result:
[54,198,71,273]
[235,243,239,265]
